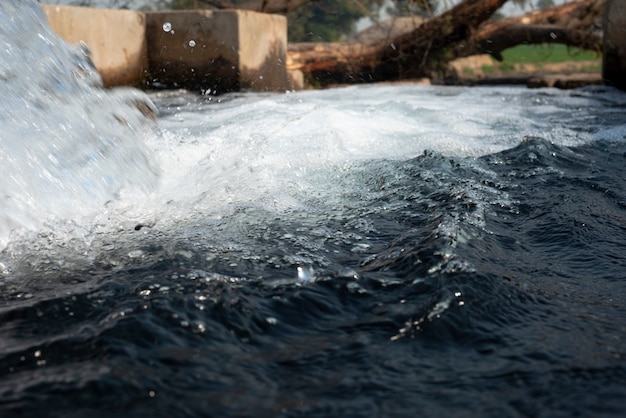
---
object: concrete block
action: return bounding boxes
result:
[42,4,148,87]
[287,69,304,91]
[603,0,626,91]
[145,10,288,93]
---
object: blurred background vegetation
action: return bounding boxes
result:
[46,0,564,42]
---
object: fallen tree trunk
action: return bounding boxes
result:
[287,0,507,83]
[287,0,604,86]
[374,0,508,78]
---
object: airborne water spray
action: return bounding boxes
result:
[0,0,159,246]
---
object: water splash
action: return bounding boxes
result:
[0,0,159,246]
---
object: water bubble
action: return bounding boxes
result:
[128,249,144,258]
[188,40,196,47]
[0,262,8,276]
[427,297,452,321]
[346,282,367,295]
[336,267,359,280]
[350,243,370,253]
[162,22,172,32]
[175,250,193,259]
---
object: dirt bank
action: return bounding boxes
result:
[447,54,603,88]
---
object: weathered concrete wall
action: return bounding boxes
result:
[42,5,148,87]
[145,10,288,93]
[603,0,626,91]
[237,11,289,92]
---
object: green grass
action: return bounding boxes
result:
[497,61,516,72]
[481,64,494,74]
[501,44,601,64]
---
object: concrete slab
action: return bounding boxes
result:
[42,4,148,87]
[145,10,288,93]
[604,0,626,90]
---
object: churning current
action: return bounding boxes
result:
[1,2,626,417]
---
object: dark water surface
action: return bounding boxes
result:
[2,87,626,417]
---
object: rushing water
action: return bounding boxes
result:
[2,2,626,417]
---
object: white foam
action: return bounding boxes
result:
[139,84,622,224]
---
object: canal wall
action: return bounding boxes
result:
[604,0,626,91]
[145,10,288,93]
[40,3,626,92]
[42,4,148,88]
[41,4,293,93]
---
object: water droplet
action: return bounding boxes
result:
[188,40,196,47]
[297,265,314,281]
[191,321,206,333]
[162,22,172,32]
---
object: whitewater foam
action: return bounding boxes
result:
[141,85,620,219]
[2,1,626,258]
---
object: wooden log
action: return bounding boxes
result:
[286,0,604,86]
